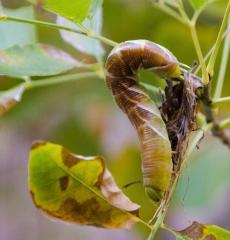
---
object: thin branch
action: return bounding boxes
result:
[194,26,230,75]
[189,24,209,85]
[1,16,117,47]
[191,0,216,23]
[213,16,230,100]
[177,0,190,24]
[4,16,87,35]
[152,1,187,25]
[25,72,100,89]
[207,0,230,78]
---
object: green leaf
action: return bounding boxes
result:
[88,0,103,19]
[188,0,213,10]
[29,141,141,230]
[0,6,36,50]
[170,221,230,239]
[28,0,94,23]
[0,83,25,116]
[0,44,78,77]
[57,8,105,62]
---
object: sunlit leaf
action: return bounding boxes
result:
[28,0,94,23]
[188,0,213,10]
[0,44,78,77]
[0,83,25,116]
[171,221,230,239]
[29,141,141,230]
[0,6,36,50]
[57,8,105,62]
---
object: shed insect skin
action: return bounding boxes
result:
[105,40,181,201]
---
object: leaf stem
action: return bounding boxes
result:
[189,23,209,85]
[191,0,215,23]
[92,33,117,47]
[25,72,100,89]
[77,22,118,47]
[213,15,230,100]
[147,227,157,240]
[194,26,230,75]
[152,1,187,25]
[2,16,86,34]
[147,171,180,239]
[153,0,209,85]
[177,0,190,24]
[207,0,230,79]
[0,15,117,47]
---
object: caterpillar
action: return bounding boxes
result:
[105,40,181,201]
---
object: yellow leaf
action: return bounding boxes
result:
[29,141,141,230]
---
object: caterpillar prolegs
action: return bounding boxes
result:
[105,40,181,201]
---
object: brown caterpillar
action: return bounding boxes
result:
[105,40,181,201]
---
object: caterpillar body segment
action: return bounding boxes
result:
[105,40,181,201]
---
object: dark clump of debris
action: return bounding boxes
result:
[160,73,203,173]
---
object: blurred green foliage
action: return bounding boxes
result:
[0,0,230,240]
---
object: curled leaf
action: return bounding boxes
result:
[29,141,141,230]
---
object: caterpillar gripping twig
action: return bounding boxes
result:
[105,40,182,201]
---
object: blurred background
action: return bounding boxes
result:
[0,0,230,239]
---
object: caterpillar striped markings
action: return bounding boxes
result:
[105,40,181,202]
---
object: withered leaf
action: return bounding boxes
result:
[29,141,141,230]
